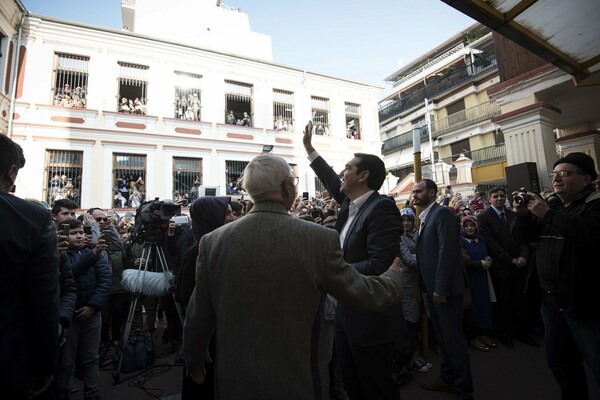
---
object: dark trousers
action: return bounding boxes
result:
[490,270,528,338]
[541,293,600,400]
[429,294,474,400]
[101,293,130,344]
[334,324,399,400]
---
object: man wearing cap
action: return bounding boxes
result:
[512,152,600,400]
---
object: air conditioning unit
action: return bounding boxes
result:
[199,186,220,197]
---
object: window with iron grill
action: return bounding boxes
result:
[113,153,146,208]
[224,160,249,195]
[117,62,148,115]
[345,102,361,140]
[174,71,202,120]
[52,53,89,109]
[44,150,83,208]
[225,80,253,127]
[273,89,294,132]
[311,96,330,136]
[173,157,202,204]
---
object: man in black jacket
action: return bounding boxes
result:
[513,152,600,400]
[0,135,59,398]
[303,121,403,400]
[477,187,535,348]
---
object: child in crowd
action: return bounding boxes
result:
[55,219,111,400]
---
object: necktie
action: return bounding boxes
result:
[500,212,508,228]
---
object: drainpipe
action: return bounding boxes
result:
[7,8,28,138]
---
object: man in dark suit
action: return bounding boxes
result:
[477,187,537,348]
[0,134,59,398]
[303,122,404,400]
[413,179,473,400]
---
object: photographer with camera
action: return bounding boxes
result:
[512,152,600,400]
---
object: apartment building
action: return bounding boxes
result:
[1,0,383,209]
[379,23,507,200]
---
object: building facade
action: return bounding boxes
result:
[379,23,507,201]
[1,0,383,210]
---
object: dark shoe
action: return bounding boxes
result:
[420,377,456,394]
[499,335,514,348]
[479,335,499,349]
[469,337,490,352]
[515,334,540,348]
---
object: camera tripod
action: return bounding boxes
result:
[113,241,185,385]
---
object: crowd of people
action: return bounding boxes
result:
[174,94,201,121]
[119,97,146,115]
[2,127,600,400]
[225,110,252,127]
[49,173,81,207]
[113,175,146,209]
[54,84,87,109]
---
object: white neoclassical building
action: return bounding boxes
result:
[1,0,383,209]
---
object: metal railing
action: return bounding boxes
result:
[378,53,498,123]
[438,142,506,166]
[381,126,429,155]
[431,100,500,138]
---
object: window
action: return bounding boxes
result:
[225,160,249,195]
[173,157,202,204]
[225,80,253,127]
[44,150,83,208]
[174,71,202,120]
[311,96,330,136]
[117,62,148,115]
[52,53,89,108]
[345,102,361,140]
[273,89,294,132]
[113,153,146,208]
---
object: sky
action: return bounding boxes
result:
[22,0,475,89]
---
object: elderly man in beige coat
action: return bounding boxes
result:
[183,154,403,400]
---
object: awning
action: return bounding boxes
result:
[441,0,600,84]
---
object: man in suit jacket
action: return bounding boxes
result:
[183,154,404,400]
[413,179,473,400]
[477,187,536,348]
[303,122,404,400]
[0,135,59,398]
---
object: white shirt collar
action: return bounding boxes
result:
[350,190,375,210]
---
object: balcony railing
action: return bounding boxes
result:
[381,125,429,155]
[431,100,500,138]
[438,142,506,167]
[382,100,500,155]
[378,53,498,123]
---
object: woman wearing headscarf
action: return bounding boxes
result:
[177,197,235,399]
[396,207,432,376]
[459,215,497,352]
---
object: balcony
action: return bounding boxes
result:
[438,142,506,167]
[431,100,500,138]
[378,53,497,123]
[381,126,429,155]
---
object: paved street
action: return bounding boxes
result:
[91,332,598,400]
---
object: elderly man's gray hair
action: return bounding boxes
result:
[242,154,291,201]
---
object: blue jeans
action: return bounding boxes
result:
[55,312,102,399]
[541,293,600,400]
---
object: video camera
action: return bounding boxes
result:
[133,198,181,242]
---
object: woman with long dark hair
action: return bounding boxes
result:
[177,197,235,399]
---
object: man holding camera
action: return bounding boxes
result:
[512,152,600,400]
[477,187,534,348]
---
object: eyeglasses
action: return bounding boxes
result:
[95,217,109,222]
[549,170,580,179]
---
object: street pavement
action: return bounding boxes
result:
[90,331,598,400]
